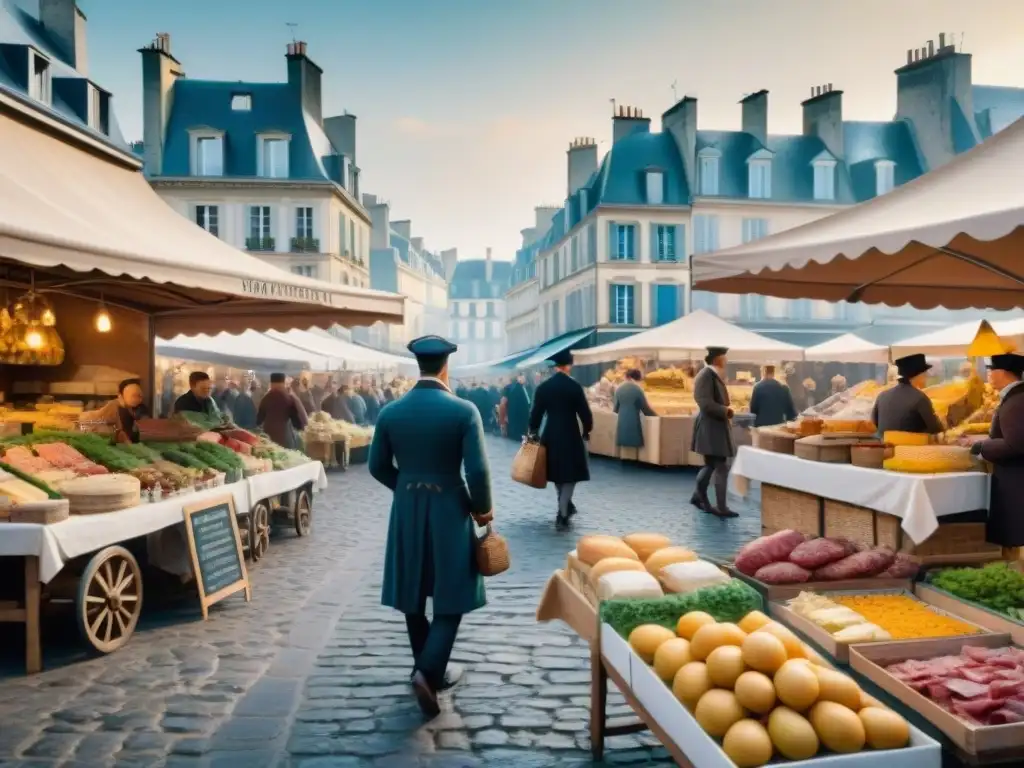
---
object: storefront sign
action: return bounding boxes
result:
[239,279,333,306]
[183,495,250,619]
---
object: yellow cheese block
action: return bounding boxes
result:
[884,445,976,473]
[883,431,930,446]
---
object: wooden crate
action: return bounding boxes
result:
[760,483,821,537]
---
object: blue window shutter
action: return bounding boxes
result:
[627,285,635,324]
[608,221,617,260]
[650,225,659,262]
[676,224,686,264]
[608,283,617,324]
[649,283,658,324]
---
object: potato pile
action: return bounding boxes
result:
[628,610,910,766]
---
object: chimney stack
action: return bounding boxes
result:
[662,96,698,193]
[801,83,844,160]
[40,0,88,74]
[286,40,323,124]
[740,90,768,145]
[566,137,598,198]
[140,31,184,176]
[611,105,651,144]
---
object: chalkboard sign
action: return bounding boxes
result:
[183,496,250,619]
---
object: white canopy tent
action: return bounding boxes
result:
[156,330,329,372]
[266,329,417,372]
[803,333,890,364]
[692,117,1024,311]
[571,310,805,365]
[890,317,1024,359]
[0,111,404,336]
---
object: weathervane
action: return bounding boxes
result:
[671,80,678,101]
[286,22,298,43]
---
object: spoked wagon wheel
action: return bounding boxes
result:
[294,488,313,537]
[249,501,271,562]
[76,545,142,654]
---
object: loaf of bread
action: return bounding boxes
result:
[589,557,647,584]
[623,532,672,561]
[596,571,663,600]
[576,535,639,566]
[645,546,698,577]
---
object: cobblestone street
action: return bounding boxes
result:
[0,437,759,767]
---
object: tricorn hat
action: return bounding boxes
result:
[893,353,931,380]
[705,346,729,365]
[988,353,1024,376]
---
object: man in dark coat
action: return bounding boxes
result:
[257,373,309,449]
[528,349,593,530]
[173,371,220,418]
[971,353,1024,554]
[749,364,797,427]
[614,369,656,453]
[692,347,738,518]
[232,385,259,429]
[871,353,944,435]
[504,373,531,443]
[369,335,493,719]
[359,383,381,424]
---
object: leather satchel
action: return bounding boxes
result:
[475,523,510,577]
[511,437,547,488]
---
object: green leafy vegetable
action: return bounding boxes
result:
[930,563,1024,620]
[175,411,226,431]
[599,579,763,639]
[0,460,62,499]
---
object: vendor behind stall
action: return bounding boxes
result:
[871,353,943,435]
[749,364,796,427]
[173,372,220,417]
[971,353,1024,555]
[100,378,148,444]
[257,372,308,449]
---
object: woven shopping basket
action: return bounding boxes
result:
[511,438,547,489]
[475,523,511,577]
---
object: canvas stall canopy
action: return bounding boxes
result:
[691,117,1024,311]
[890,317,1024,359]
[156,330,329,372]
[265,329,417,372]
[0,110,404,337]
[570,310,804,365]
[803,332,891,363]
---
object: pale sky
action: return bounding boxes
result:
[70,0,1024,261]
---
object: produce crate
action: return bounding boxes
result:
[303,439,334,466]
[565,551,599,607]
[717,562,912,602]
[614,621,941,768]
[914,581,1024,645]
[850,633,1024,763]
[768,587,993,663]
[751,427,798,454]
[760,483,822,537]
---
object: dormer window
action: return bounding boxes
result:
[698,149,720,196]
[190,131,225,176]
[875,160,896,196]
[86,84,110,134]
[29,50,51,105]
[257,134,290,178]
[231,93,252,111]
[646,170,664,204]
[812,154,837,201]
[747,149,773,199]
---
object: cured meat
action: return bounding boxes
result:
[954,697,1002,718]
[990,680,1024,699]
[962,667,1002,685]
[990,708,1024,724]
[945,679,989,699]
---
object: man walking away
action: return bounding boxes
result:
[528,349,593,530]
[971,353,1024,558]
[257,373,309,449]
[691,346,739,518]
[749,364,797,428]
[369,335,493,719]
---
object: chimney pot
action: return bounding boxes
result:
[928,39,934,57]
[939,32,946,48]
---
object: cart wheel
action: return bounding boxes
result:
[76,545,142,655]
[249,501,271,562]
[294,488,313,537]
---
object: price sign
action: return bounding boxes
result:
[183,496,250,618]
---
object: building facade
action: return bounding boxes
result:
[447,250,511,366]
[506,205,558,353]
[136,37,370,288]
[354,193,449,352]
[508,36,1024,347]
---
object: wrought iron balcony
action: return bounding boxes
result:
[291,236,320,253]
[245,236,275,251]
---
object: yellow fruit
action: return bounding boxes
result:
[742,631,788,674]
[738,610,772,634]
[812,666,863,711]
[676,611,716,640]
[734,671,777,714]
[645,546,698,577]
[628,624,676,664]
[589,557,647,584]
[723,719,774,768]
[691,622,745,661]
[652,638,692,682]
[694,689,746,738]
[809,701,866,753]
[774,659,820,711]
[755,621,807,659]
[622,533,672,561]
[859,706,910,750]
[706,645,747,688]
[718,623,748,646]
[672,661,711,710]
[768,707,820,760]
[860,691,884,710]
[577,536,639,566]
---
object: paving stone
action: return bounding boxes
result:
[472,730,510,747]
[436,731,471,750]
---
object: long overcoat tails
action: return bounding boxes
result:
[614,381,656,448]
[691,367,735,459]
[978,384,1024,548]
[528,371,593,484]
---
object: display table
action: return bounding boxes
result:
[731,446,990,547]
[246,461,328,503]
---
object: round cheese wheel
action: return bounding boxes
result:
[589,557,647,584]
[577,536,639,566]
[623,533,672,561]
[645,546,698,577]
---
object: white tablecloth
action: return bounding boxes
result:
[245,461,328,503]
[730,446,989,544]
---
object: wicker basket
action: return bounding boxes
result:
[761,484,821,537]
[909,523,1002,560]
[823,499,878,547]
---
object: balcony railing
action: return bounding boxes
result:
[291,236,320,253]
[245,236,275,251]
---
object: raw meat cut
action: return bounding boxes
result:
[944,679,989,699]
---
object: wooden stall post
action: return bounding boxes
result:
[24,555,41,674]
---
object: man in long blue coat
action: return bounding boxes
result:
[369,335,494,719]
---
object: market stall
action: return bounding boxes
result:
[577,312,802,466]
[0,106,404,673]
[804,333,891,365]
[265,328,418,373]
[890,318,1024,360]
[156,329,329,373]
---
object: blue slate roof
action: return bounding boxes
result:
[973,86,1024,139]
[511,240,539,286]
[160,80,341,182]
[0,0,130,153]
[594,131,690,206]
[449,260,512,300]
[842,121,924,202]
